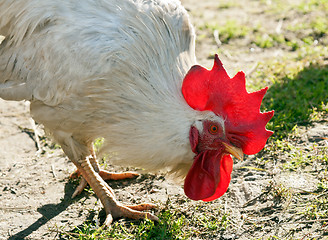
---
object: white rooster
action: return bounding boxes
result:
[0,0,273,225]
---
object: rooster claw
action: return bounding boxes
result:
[72,177,88,198]
[102,203,159,227]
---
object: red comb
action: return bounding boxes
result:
[182,54,274,155]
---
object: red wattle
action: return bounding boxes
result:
[184,151,233,201]
[202,155,233,201]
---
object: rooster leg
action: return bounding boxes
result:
[71,154,112,198]
[70,146,98,179]
[71,169,139,181]
[71,171,139,198]
[57,135,158,225]
[70,147,139,197]
[72,155,158,226]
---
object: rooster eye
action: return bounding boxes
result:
[209,124,219,135]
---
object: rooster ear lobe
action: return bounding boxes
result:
[189,126,199,154]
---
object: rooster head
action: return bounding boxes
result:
[182,54,274,201]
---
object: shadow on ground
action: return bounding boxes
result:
[263,63,328,139]
[7,181,82,240]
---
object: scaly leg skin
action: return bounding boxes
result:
[73,155,158,226]
[71,170,139,198]
[70,168,139,198]
[70,146,139,198]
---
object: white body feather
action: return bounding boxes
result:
[0,0,206,175]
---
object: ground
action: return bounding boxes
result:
[0,0,327,239]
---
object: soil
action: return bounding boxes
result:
[0,0,327,239]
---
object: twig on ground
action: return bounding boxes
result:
[214,30,222,47]
[51,164,57,179]
[275,19,283,34]
[213,30,234,60]
[29,118,43,155]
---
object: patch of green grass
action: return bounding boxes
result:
[218,20,250,43]
[202,20,250,43]
[261,0,328,16]
[295,0,328,13]
[310,17,328,38]
[301,196,328,220]
[197,213,230,232]
[217,1,240,9]
[253,16,328,50]
[253,33,290,49]
[287,16,328,39]
[59,208,191,240]
[131,210,190,240]
[57,201,236,240]
[258,60,328,140]
[63,222,113,239]
[284,147,317,170]
[93,138,104,152]
[279,144,328,171]
[253,34,274,48]
[269,183,291,202]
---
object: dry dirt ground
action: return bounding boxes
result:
[0,0,327,239]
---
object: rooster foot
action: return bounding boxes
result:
[71,160,157,226]
[102,202,158,227]
[70,169,139,198]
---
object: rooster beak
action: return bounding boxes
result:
[222,142,243,161]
